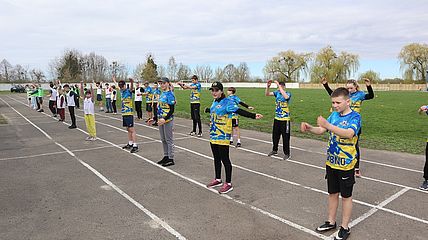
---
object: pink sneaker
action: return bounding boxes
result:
[206,179,222,188]
[218,183,233,194]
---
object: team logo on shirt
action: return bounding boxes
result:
[340,121,348,127]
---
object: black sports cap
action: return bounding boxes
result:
[209,81,223,91]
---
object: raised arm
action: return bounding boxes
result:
[363,78,374,100]
[80,81,84,98]
[274,80,290,99]
[321,77,333,96]
[90,84,94,102]
[265,80,274,96]
[129,78,134,92]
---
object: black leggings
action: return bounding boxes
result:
[112,100,117,113]
[424,142,428,180]
[135,101,142,119]
[68,106,76,126]
[272,119,290,155]
[49,100,56,115]
[191,103,202,133]
[210,143,232,183]
[355,128,362,169]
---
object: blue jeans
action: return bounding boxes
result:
[105,98,113,112]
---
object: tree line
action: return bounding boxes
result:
[1,43,427,83]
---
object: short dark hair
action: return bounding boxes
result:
[278,81,285,86]
[191,75,198,80]
[63,84,70,88]
[227,87,236,94]
[331,87,349,99]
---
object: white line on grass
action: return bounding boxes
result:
[0,97,187,240]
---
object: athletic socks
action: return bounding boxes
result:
[129,141,133,145]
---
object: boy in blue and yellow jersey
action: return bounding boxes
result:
[227,87,254,147]
[153,77,176,167]
[178,75,203,136]
[205,82,263,194]
[266,80,292,160]
[116,77,138,153]
[142,82,153,122]
[151,82,161,126]
[418,105,428,191]
[301,87,361,240]
[322,78,374,177]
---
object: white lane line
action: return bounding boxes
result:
[241,136,423,174]
[0,146,114,161]
[0,98,52,140]
[77,112,428,226]
[11,97,428,227]
[0,151,68,161]
[329,187,413,238]
[8,97,328,240]
[2,97,187,240]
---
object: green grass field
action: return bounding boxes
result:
[171,88,428,155]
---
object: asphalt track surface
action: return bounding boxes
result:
[1,93,427,240]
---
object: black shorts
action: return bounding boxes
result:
[122,115,134,128]
[232,118,239,127]
[325,166,355,198]
[37,97,43,104]
[97,94,102,101]
[146,103,152,112]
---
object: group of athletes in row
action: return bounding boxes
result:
[23,75,428,240]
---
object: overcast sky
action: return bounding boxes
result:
[1,0,427,79]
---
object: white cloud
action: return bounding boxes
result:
[0,0,427,78]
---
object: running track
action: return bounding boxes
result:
[1,93,427,240]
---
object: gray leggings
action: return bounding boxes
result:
[159,119,174,159]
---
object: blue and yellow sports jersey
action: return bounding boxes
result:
[274,90,291,121]
[190,82,201,103]
[326,110,361,171]
[145,86,153,103]
[228,95,241,119]
[120,89,134,116]
[209,98,239,145]
[157,90,175,123]
[152,88,161,103]
[349,91,366,113]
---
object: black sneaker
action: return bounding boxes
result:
[316,221,336,232]
[334,226,350,240]
[162,158,175,167]
[420,180,428,191]
[230,141,234,145]
[157,156,168,165]
[130,146,139,153]
[152,122,158,126]
[267,150,277,156]
[236,142,241,147]
[122,144,132,150]
[68,125,77,129]
[197,132,203,137]
[189,132,196,136]
[283,154,291,160]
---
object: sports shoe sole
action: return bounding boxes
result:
[130,149,139,153]
[218,187,233,194]
[207,182,223,188]
[162,161,175,167]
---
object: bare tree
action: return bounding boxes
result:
[264,50,312,82]
[235,62,251,82]
[214,67,224,82]
[204,65,213,82]
[0,59,13,82]
[177,63,191,81]
[158,65,166,78]
[223,64,236,82]
[167,56,178,81]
